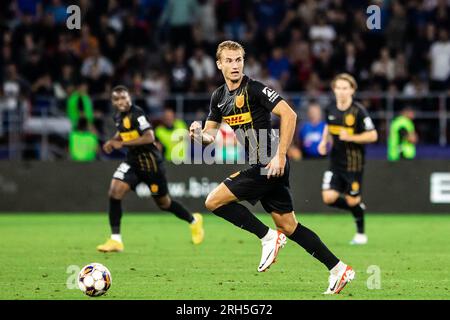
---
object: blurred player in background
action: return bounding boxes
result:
[190,41,355,294]
[318,74,378,245]
[97,85,204,252]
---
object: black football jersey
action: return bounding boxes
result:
[207,75,283,165]
[113,104,162,170]
[325,101,375,172]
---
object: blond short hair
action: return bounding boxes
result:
[331,73,358,91]
[216,40,245,61]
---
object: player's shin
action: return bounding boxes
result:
[166,200,195,223]
[350,202,365,234]
[109,198,122,236]
[213,203,269,239]
[287,223,339,270]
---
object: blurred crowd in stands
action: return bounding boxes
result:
[0,0,449,160]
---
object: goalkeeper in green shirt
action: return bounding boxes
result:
[388,107,417,161]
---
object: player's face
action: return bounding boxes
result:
[333,79,355,102]
[217,49,244,83]
[111,91,132,112]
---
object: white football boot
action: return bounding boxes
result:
[257,229,287,272]
[323,262,355,294]
[349,233,368,245]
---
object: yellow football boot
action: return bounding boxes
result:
[96,239,124,252]
[190,213,204,245]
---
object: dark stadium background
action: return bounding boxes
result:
[0,0,449,161]
[0,0,450,302]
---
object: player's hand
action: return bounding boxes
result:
[103,141,114,154]
[189,121,202,143]
[339,129,353,142]
[265,153,286,179]
[110,140,123,150]
[318,141,327,156]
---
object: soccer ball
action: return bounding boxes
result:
[78,263,112,297]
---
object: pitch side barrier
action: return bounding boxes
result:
[0,160,449,213]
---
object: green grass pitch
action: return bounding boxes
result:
[0,213,449,300]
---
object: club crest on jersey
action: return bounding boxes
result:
[235,94,245,108]
[123,116,131,129]
[345,114,355,126]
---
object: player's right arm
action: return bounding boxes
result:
[318,125,329,156]
[103,132,122,154]
[189,120,220,145]
[190,90,222,145]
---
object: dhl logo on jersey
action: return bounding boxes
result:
[328,125,354,136]
[223,112,252,126]
[120,130,140,141]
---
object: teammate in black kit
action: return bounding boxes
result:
[318,73,378,245]
[97,86,204,252]
[190,41,354,294]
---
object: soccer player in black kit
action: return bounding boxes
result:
[318,74,378,245]
[190,41,354,294]
[97,86,204,252]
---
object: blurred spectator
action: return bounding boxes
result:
[309,14,336,57]
[188,47,215,92]
[143,69,169,117]
[54,64,78,100]
[195,0,217,44]
[71,26,99,60]
[81,47,114,96]
[267,47,291,87]
[429,28,450,91]
[168,46,192,93]
[66,83,94,130]
[159,0,199,47]
[244,54,262,80]
[297,102,326,159]
[2,63,30,111]
[155,108,188,162]
[386,1,408,52]
[69,116,99,162]
[371,48,395,87]
[403,75,429,96]
[45,0,67,25]
[388,106,418,161]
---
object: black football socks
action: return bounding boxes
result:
[287,223,340,270]
[167,200,195,223]
[109,197,122,234]
[213,202,269,239]
[330,196,365,234]
[350,203,365,234]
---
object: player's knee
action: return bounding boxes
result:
[108,188,124,200]
[276,221,297,236]
[322,193,338,205]
[346,196,361,207]
[205,195,221,212]
[156,199,171,210]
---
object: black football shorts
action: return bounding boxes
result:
[112,161,169,197]
[223,160,294,213]
[322,169,363,197]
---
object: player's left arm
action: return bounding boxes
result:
[266,100,297,178]
[341,129,377,144]
[121,129,155,147]
[340,109,378,144]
